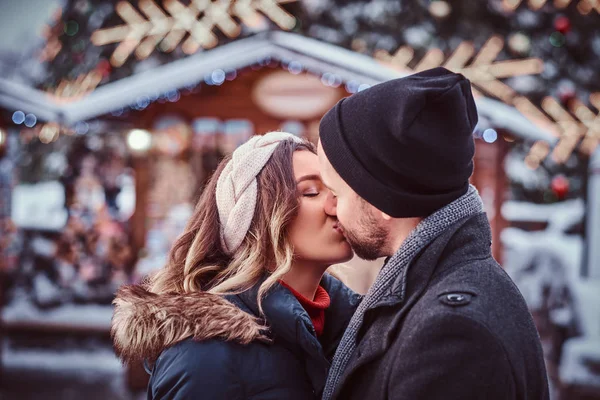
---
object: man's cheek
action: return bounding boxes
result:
[339,204,349,223]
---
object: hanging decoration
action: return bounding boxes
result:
[553,15,572,34]
[523,93,600,167]
[38,7,64,62]
[550,174,570,199]
[47,70,103,102]
[541,96,583,164]
[570,93,600,155]
[375,35,544,104]
[501,0,600,14]
[91,0,298,67]
[525,140,551,169]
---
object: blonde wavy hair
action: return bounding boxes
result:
[146,138,315,313]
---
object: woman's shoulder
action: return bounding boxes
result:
[150,338,314,400]
[150,339,247,399]
[155,336,300,372]
[155,338,246,375]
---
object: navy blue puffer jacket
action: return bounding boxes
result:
[111,274,361,400]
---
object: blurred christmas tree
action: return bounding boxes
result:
[505,140,587,203]
[301,0,598,204]
[30,0,599,203]
[35,0,304,94]
[302,0,600,105]
[34,0,600,102]
[36,0,600,108]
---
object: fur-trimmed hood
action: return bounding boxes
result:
[111,285,268,364]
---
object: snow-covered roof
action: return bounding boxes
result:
[0,31,555,143]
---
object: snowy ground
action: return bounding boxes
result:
[0,299,142,399]
[0,339,145,400]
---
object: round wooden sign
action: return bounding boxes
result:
[252,71,341,120]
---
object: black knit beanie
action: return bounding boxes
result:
[319,67,478,218]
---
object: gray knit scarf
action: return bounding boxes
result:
[322,185,484,400]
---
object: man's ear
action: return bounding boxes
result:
[380,210,393,221]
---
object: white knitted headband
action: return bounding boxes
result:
[215,131,303,255]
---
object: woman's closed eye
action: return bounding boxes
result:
[303,190,320,197]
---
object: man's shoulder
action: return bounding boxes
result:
[401,257,540,353]
[420,257,526,313]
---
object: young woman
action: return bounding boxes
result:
[111,132,362,400]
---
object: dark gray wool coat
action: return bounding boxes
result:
[329,213,550,400]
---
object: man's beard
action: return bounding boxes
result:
[339,212,387,261]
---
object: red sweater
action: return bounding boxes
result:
[280,281,331,336]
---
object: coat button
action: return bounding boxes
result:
[439,292,472,307]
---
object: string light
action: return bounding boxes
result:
[24,114,37,128]
[211,69,226,85]
[26,58,466,148]
[549,32,566,47]
[345,80,360,94]
[127,129,153,154]
[508,32,532,55]
[0,128,6,148]
[64,20,80,36]
[12,111,25,125]
[287,61,303,74]
[428,1,452,19]
[75,121,90,135]
[483,128,499,143]
[91,0,298,67]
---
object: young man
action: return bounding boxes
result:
[318,67,549,400]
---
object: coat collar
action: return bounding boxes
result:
[320,274,364,358]
[231,273,361,350]
[230,273,361,396]
[370,212,492,311]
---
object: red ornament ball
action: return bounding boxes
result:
[554,16,571,34]
[558,90,575,106]
[551,175,569,199]
[96,59,112,78]
[557,82,576,106]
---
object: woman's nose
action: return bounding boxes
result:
[323,191,337,216]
